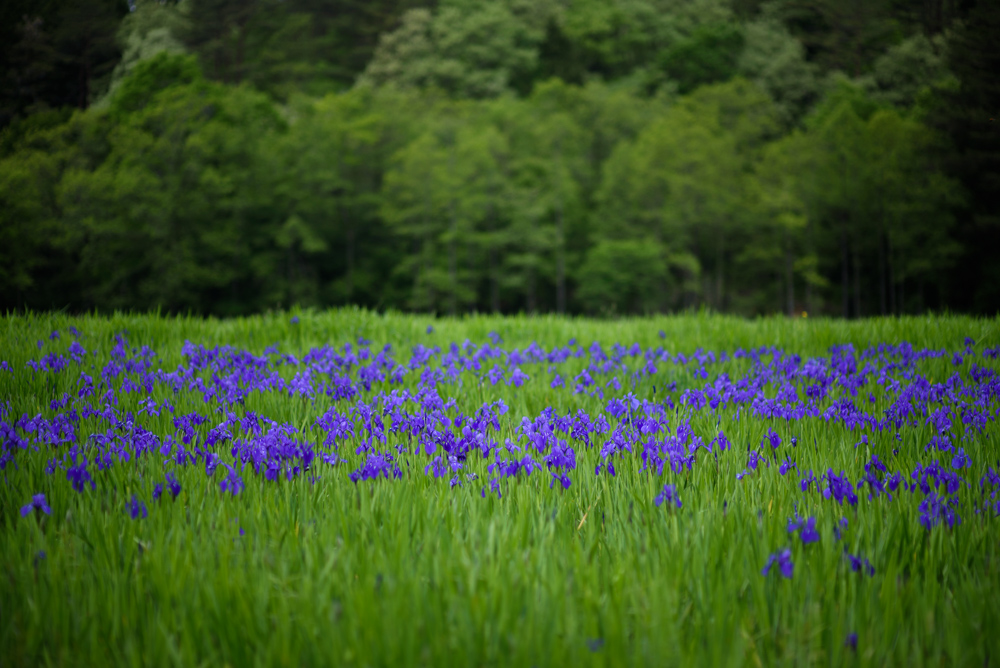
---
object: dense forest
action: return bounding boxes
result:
[1,0,997,317]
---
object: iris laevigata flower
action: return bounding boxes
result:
[654,483,682,509]
[762,549,794,578]
[20,493,52,517]
[127,494,147,520]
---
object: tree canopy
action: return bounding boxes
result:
[1,0,996,316]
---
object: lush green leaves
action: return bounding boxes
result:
[0,0,994,316]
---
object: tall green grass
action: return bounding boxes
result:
[1,310,998,666]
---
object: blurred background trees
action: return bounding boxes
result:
[1,0,996,316]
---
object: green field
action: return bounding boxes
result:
[1,310,998,666]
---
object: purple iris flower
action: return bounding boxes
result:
[787,515,819,544]
[549,471,571,490]
[67,459,95,493]
[654,483,682,509]
[20,493,52,517]
[220,463,244,496]
[711,432,731,453]
[166,471,181,499]
[508,368,529,388]
[833,517,848,541]
[127,494,147,520]
[487,366,505,386]
[919,492,960,530]
[424,456,448,478]
[847,552,875,576]
[205,452,221,477]
[762,549,794,578]
[951,448,970,470]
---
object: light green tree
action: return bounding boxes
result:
[738,19,821,127]
[360,1,554,98]
[100,0,188,107]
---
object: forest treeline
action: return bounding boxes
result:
[1,0,997,317]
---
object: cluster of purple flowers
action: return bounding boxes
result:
[5,328,998,580]
[654,483,682,509]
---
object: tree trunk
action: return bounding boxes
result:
[424,236,434,311]
[805,218,814,315]
[553,139,567,315]
[526,267,535,313]
[900,274,905,315]
[345,224,355,301]
[556,198,566,314]
[841,227,850,318]
[79,56,91,109]
[878,230,886,316]
[888,232,896,314]
[448,209,457,316]
[852,239,862,318]
[448,147,457,316]
[716,229,725,310]
[489,246,499,313]
[785,230,794,316]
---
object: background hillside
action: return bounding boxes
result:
[1,0,997,317]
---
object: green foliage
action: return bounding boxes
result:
[0,0,995,315]
[738,19,821,127]
[103,0,189,106]
[1,310,998,664]
[760,0,900,76]
[576,239,670,314]
[0,0,127,125]
[361,1,550,98]
[932,0,1000,313]
[107,52,203,115]
[658,22,745,94]
[860,33,951,109]
[56,55,288,314]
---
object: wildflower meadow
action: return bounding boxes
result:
[1,310,998,666]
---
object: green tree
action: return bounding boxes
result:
[658,22,744,94]
[860,33,951,109]
[738,19,821,127]
[382,101,507,313]
[58,54,286,314]
[797,82,961,316]
[100,0,189,106]
[0,112,106,311]
[360,1,551,98]
[592,79,777,312]
[762,0,897,76]
[0,0,127,127]
[934,0,1000,312]
[276,86,422,308]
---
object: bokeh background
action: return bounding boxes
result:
[1,0,997,317]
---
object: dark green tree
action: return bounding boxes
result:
[0,0,127,127]
[935,0,1000,313]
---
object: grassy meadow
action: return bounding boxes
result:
[1,310,998,666]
